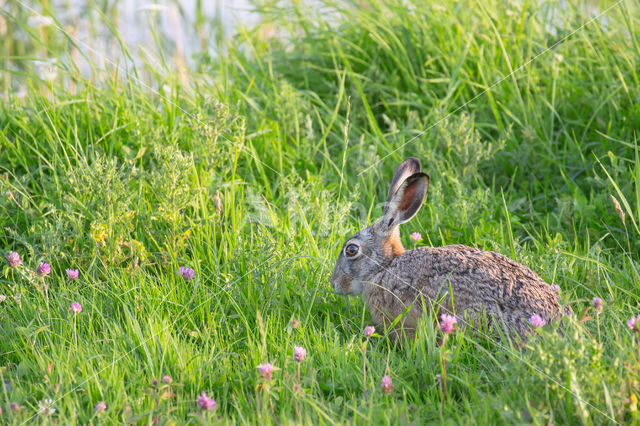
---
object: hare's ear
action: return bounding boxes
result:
[386,158,422,203]
[380,173,429,230]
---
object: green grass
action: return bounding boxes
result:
[1,0,640,423]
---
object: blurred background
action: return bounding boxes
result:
[1,0,267,95]
[0,0,608,97]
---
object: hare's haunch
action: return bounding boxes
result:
[330,158,566,340]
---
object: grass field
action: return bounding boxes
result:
[1,0,640,423]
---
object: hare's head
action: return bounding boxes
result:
[330,158,429,295]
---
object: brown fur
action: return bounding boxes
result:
[382,234,405,257]
[363,245,563,340]
[330,158,568,341]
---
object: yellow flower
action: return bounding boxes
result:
[90,222,108,245]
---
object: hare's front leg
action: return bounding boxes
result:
[364,285,423,343]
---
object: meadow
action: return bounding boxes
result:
[1,0,640,423]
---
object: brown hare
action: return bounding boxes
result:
[330,158,567,341]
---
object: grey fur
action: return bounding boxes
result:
[330,158,567,341]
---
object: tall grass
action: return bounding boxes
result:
[1,0,640,423]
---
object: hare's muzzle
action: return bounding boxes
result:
[329,268,340,293]
[330,272,362,296]
[330,266,348,295]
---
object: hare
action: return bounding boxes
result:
[330,158,566,341]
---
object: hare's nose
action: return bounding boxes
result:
[329,276,341,294]
[329,269,339,290]
[330,277,339,293]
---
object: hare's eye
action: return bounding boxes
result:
[345,244,359,257]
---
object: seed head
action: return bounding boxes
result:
[591,297,603,313]
[293,346,307,363]
[528,314,546,328]
[215,190,222,215]
[36,262,51,277]
[380,375,394,394]
[627,315,640,332]
[196,391,216,411]
[6,252,21,268]
[257,363,275,380]
[38,399,55,416]
[70,302,82,314]
[178,266,195,282]
[610,195,626,224]
[363,326,375,338]
[439,314,457,334]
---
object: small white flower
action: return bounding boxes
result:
[28,15,54,28]
[36,61,58,82]
[138,4,168,12]
[0,295,6,303]
[38,398,55,416]
[15,86,27,100]
[43,69,58,81]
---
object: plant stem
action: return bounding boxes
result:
[440,335,447,409]
[267,387,279,426]
[636,334,640,373]
[363,338,369,394]
[441,352,447,397]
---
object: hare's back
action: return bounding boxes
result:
[392,244,562,318]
